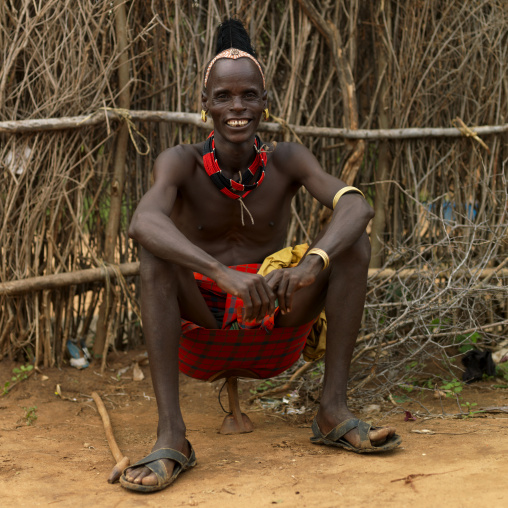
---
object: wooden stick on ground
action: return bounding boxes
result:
[91,391,130,483]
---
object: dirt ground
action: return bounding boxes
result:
[0,349,507,508]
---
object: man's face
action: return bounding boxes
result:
[202,58,267,145]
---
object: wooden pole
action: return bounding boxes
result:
[94,0,132,358]
[1,263,506,296]
[0,262,139,296]
[295,0,365,184]
[370,1,392,268]
[1,111,506,140]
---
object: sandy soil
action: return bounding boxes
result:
[0,349,507,508]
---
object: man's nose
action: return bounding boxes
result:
[231,96,245,110]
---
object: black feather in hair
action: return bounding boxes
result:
[215,18,256,56]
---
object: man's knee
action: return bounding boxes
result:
[139,248,176,287]
[356,232,372,267]
[335,232,371,270]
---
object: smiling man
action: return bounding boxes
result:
[122,19,401,493]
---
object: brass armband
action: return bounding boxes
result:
[307,248,330,270]
[332,186,365,209]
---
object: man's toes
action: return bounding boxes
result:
[124,468,138,482]
[140,459,174,486]
[141,472,158,486]
[125,466,149,484]
[369,426,395,445]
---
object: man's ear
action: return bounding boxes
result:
[201,90,208,112]
[262,90,268,107]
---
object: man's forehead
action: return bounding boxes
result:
[207,58,264,89]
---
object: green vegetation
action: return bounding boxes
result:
[2,364,34,395]
[440,378,463,396]
[22,406,38,426]
[250,379,276,395]
[495,363,508,382]
[460,401,479,417]
[454,331,481,354]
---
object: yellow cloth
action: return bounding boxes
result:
[257,244,326,362]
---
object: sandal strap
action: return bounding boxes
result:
[356,420,374,449]
[323,418,364,441]
[128,445,195,488]
[145,458,171,487]
[131,447,188,469]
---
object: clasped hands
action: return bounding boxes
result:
[215,256,322,323]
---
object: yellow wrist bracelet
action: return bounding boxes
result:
[332,186,365,209]
[307,248,330,270]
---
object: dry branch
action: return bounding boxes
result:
[0,263,139,296]
[1,264,506,296]
[2,112,506,139]
[0,111,203,133]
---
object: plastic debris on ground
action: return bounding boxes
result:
[362,404,381,415]
[258,390,308,415]
[66,339,91,369]
[132,362,145,381]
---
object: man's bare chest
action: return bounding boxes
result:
[172,162,298,244]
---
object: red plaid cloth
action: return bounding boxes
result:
[179,264,314,381]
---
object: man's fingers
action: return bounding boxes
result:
[276,272,303,314]
[243,278,270,322]
[264,269,283,283]
[264,270,281,291]
[252,276,275,321]
[259,277,276,319]
[244,267,316,319]
[245,287,262,322]
[267,286,276,316]
[264,270,275,283]
[224,270,279,322]
[277,277,290,314]
[284,278,297,313]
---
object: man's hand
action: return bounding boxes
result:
[264,255,323,315]
[215,267,277,323]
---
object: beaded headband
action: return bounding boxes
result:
[204,48,265,88]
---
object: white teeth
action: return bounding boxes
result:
[227,119,248,127]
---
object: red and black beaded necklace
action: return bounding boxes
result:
[202,131,267,201]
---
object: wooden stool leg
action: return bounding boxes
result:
[220,377,254,434]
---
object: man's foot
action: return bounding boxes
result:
[122,435,192,489]
[313,409,400,452]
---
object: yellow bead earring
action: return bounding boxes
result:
[201,110,208,122]
[262,108,270,121]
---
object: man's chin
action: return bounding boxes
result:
[219,122,261,142]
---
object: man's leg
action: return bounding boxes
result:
[124,248,217,486]
[276,233,395,446]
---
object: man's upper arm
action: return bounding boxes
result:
[136,146,191,217]
[278,143,346,209]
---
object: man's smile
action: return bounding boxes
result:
[226,119,250,127]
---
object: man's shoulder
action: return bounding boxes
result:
[152,142,204,182]
[270,141,315,175]
[155,142,203,168]
[271,141,311,161]
[270,140,305,155]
